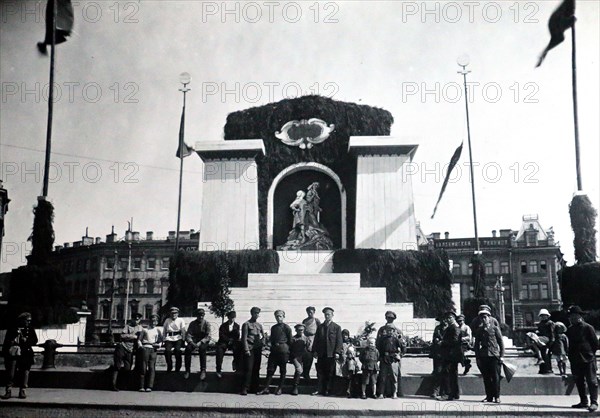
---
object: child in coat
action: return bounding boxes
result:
[341,329,360,398]
[359,337,379,399]
[551,321,569,377]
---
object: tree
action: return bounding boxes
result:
[209,260,234,323]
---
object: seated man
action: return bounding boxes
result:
[216,311,240,378]
[163,307,186,372]
[112,313,144,391]
[184,308,212,380]
[526,308,555,370]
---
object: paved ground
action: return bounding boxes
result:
[0,388,596,417]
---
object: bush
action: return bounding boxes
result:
[166,250,279,316]
[332,249,453,318]
[559,262,600,310]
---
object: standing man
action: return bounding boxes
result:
[377,324,406,399]
[302,306,321,380]
[111,312,144,391]
[259,310,293,395]
[566,305,598,412]
[429,315,447,398]
[376,311,401,339]
[456,314,473,375]
[312,307,343,396]
[240,307,264,395]
[376,311,405,397]
[438,311,462,401]
[184,308,212,380]
[473,310,504,403]
[163,307,186,372]
[215,311,240,378]
[138,314,163,392]
[1,312,38,399]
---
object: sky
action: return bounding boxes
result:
[1,0,599,272]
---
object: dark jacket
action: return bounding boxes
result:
[566,321,599,364]
[440,323,462,363]
[537,319,555,345]
[186,319,211,345]
[474,324,505,358]
[429,323,446,359]
[312,321,343,358]
[217,321,240,346]
[269,323,293,354]
[2,324,38,367]
[359,346,379,371]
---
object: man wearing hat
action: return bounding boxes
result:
[111,312,144,391]
[456,314,473,375]
[473,309,504,403]
[240,307,264,395]
[438,310,462,401]
[376,311,401,340]
[290,323,310,395]
[566,305,598,412]
[215,311,240,378]
[302,306,321,380]
[312,307,343,396]
[525,308,555,372]
[258,310,293,395]
[184,308,212,380]
[469,305,500,331]
[1,312,38,399]
[138,313,163,392]
[163,307,186,373]
[376,311,405,397]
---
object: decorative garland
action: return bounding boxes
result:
[569,194,598,264]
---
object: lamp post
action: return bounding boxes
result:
[175,72,191,255]
[107,249,118,343]
[495,276,506,324]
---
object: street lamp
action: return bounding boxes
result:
[495,276,506,324]
[175,72,191,255]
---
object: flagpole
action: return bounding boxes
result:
[42,0,57,198]
[571,23,582,191]
[457,57,481,254]
[175,73,191,254]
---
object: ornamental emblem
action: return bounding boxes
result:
[275,118,335,149]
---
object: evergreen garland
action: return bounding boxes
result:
[223,95,394,249]
[471,253,486,299]
[569,194,598,264]
[166,250,279,315]
[559,262,600,310]
[332,249,453,318]
[28,198,55,266]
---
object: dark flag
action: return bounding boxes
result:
[431,142,463,219]
[536,0,576,67]
[175,108,193,158]
[37,0,74,55]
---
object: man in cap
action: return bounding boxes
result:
[302,306,321,380]
[138,313,163,392]
[312,307,343,396]
[473,309,504,403]
[456,314,473,375]
[163,307,186,372]
[259,310,293,395]
[430,315,447,398]
[438,310,462,401]
[111,312,144,391]
[215,311,240,378]
[184,308,212,380]
[377,311,401,340]
[469,305,499,331]
[376,311,405,397]
[566,305,598,412]
[240,307,264,395]
[1,312,38,399]
[290,323,310,395]
[525,308,555,372]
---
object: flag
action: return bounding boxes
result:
[536,0,576,67]
[431,142,463,219]
[175,108,193,158]
[37,0,74,55]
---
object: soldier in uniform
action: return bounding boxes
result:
[184,308,212,380]
[438,311,462,401]
[215,311,240,378]
[302,306,321,380]
[259,310,293,395]
[111,313,144,391]
[163,307,186,372]
[240,307,264,395]
[312,307,343,396]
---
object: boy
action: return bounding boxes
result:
[138,314,163,392]
[359,337,379,399]
[377,324,405,399]
[290,323,309,395]
[258,310,292,395]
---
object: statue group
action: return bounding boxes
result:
[278,182,334,251]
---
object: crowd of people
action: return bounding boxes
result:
[1,304,598,411]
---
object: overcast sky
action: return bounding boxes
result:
[1,0,598,272]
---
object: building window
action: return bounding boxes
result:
[469,286,474,297]
[120,258,128,271]
[91,257,98,270]
[520,285,528,300]
[106,257,115,270]
[84,259,91,272]
[530,283,540,299]
[541,283,549,299]
[524,312,534,326]
[102,304,110,320]
[146,279,155,294]
[117,279,126,294]
[102,279,111,294]
[485,262,494,275]
[468,263,473,275]
[130,303,139,319]
[145,305,153,319]
[540,260,547,272]
[529,261,538,273]
[133,258,141,270]
[520,261,527,274]
[161,257,170,270]
[452,263,461,276]
[500,261,510,274]
[116,305,124,321]
[147,258,156,270]
[132,280,141,294]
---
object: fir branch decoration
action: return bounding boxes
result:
[209,260,234,322]
[569,194,598,264]
[28,198,55,266]
[559,262,600,310]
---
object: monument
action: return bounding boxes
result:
[189,96,451,338]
